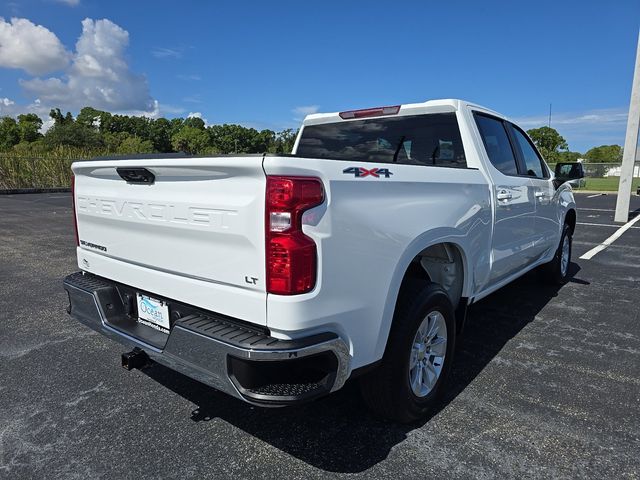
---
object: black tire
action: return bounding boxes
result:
[543,223,572,285]
[359,281,456,423]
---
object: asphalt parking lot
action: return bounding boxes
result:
[1,192,639,479]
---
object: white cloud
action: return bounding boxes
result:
[54,0,80,6]
[292,105,320,117]
[117,99,161,119]
[514,108,628,130]
[152,47,182,59]
[187,111,209,126]
[0,17,70,75]
[0,97,52,128]
[20,18,155,113]
[513,107,628,151]
[40,117,55,133]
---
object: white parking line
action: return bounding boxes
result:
[577,208,615,212]
[577,222,640,230]
[579,214,640,260]
[586,193,606,198]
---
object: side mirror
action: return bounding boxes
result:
[554,162,585,182]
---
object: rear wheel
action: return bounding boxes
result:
[359,281,456,423]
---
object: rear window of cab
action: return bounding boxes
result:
[296,113,467,168]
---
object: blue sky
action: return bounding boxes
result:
[0,0,638,152]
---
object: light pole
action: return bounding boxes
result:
[615,31,640,223]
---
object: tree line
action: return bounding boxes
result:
[526,126,623,164]
[0,107,624,162]
[0,107,297,156]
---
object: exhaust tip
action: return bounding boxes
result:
[121,347,149,371]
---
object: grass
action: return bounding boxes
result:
[0,156,75,189]
[0,147,109,190]
[574,176,640,192]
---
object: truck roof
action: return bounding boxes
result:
[301,99,509,126]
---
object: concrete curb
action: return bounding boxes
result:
[0,187,71,195]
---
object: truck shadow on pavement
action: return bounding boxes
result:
[142,263,586,474]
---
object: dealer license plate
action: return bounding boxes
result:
[136,294,170,332]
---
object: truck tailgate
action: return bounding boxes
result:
[72,156,267,323]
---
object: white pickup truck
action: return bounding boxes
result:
[64,99,580,422]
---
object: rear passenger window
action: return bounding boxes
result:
[474,114,518,176]
[296,113,467,168]
[511,126,547,178]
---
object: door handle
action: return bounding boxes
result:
[496,190,512,201]
[534,191,546,198]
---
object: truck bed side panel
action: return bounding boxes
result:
[263,156,491,368]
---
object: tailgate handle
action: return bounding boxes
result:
[116,167,155,185]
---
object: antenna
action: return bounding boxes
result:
[548,103,552,128]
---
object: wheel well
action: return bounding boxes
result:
[565,209,576,234]
[397,243,464,309]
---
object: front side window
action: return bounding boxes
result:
[511,126,546,178]
[474,114,518,176]
[296,113,467,168]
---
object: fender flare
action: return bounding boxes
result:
[373,228,471,359]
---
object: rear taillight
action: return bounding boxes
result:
[265,176,324,295]
[71,174,79,246]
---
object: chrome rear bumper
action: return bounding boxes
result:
[63,271,351,405]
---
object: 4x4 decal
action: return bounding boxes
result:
[343,167,393,178]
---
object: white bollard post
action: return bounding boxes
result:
[615,31,640,223]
